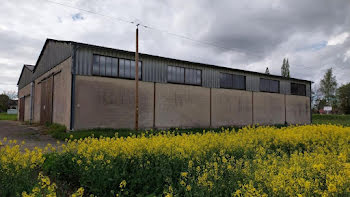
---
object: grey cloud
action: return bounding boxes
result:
[0,0,350,93]
[197,0,350,60]
[0,30,42,61]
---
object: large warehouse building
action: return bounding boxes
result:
[17,39,311,130]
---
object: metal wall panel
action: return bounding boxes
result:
[18,67,33,90]
[280,80,290,95]
[306,83,311,97]
[202,68,219,88]
[73,44,311,97]
[142,57,167,83]
[33,41,72,80]
[246,75,260,92]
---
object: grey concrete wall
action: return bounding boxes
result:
[33,57,72,128]
[74,76,154,130]
[155,83,210,128]
[33,82,41,123]
[211,89,252,127]
[24,96,31,121]
[72,76,310,130]
[286,95,311,124]
[253,92,285,125]
[52,58,72,128]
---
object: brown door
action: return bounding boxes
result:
[40,76,53,124]
[19,97,25,121]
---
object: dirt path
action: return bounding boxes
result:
[0,120,58,150]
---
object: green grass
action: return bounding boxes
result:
[0,113,17,121]
[46,115,350,141]
[312,114,350,126]
[47,123,291,141]
[46,124,242,141]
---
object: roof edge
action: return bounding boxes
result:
[17,64,34,86]
[35,38,313,83]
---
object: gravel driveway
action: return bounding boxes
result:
[0,120,58,150]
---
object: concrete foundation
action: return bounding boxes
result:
[72,79,311,129]
[33,82,41,123]
[155,83,210,128]
[211,89,252,127]
[33,57,72,128]
[73,76,154,130]
[253,92,285,125]
[286,95,310,124]
[52,58,72,128]
[24,96,31,121]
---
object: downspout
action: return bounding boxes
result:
[29,82,34,124]
[70,44,78,131]
[309,82,312,124]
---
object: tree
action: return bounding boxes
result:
[265,67,270,74]
[281,58,290,78]
[3,90,18,100]
[337,83,350,114]
[285,59,290,78]
[281,58,286,76]
[319,68,337,104]
[0,94,10,112]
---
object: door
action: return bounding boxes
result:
[40,76,53,124]
[19,97,25,121]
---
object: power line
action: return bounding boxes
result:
[42,0,265,58]
[42,0,346,75]
[142,25,265,58]
[44,0,136,25]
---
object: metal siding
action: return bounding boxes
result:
[18,68,33,90]
[247,75,260,92]
[306,82,311,97]
[73,45,311,97]
[203,68,220,88]
[142,57,167,83]
[280,80,290,94]
[33,41,72,80]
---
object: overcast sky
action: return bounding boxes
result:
[1,0,349,93]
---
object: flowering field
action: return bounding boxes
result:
[1,125,350,196]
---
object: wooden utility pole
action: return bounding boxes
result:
[135,24,139,130]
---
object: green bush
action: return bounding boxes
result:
[1,125,350,196]
[0,166,38,196]
[45,123,67,140]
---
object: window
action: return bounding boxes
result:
[92,55,118,77]
[119,59,142,79]
[185,68,202,85]
[291,82,306,96]
[167,66,202,85]
[260,78,279,93]
[220,73,246,90]
[93,55,141,79]
[168,66,185,83]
